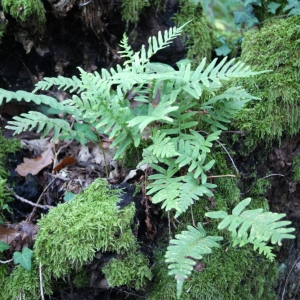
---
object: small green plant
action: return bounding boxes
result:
[0,23,295,298]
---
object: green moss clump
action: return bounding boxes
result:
[102,252,152,290]
[149,245,278,300]
[0,132,21,218]
[34,178,137,279]
[173,0,213,66]
[0,132,21,179]
[233,16,300,150]
[1,0,46,24]
[0,256,52,300]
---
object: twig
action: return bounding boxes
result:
[190,205,196,228]
[27,178,55,222]
[263,173,284,179]
[14,194,53,210]
[0,258,13,264]
[199,130,239,174]
[208,175,236,178]
[39,262,45,300]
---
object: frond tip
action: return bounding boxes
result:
[165,223,222,299]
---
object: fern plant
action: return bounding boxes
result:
[0,22,295,299]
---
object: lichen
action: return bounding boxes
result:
[34,178,137,279]
[102,252,152,290]
[232,16,300,150]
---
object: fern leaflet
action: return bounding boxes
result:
[165,223,222,299]
[205,198,295,261]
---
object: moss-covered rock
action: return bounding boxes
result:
[233,16,300,150]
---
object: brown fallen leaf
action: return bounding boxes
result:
[16,143,54,176]
[0,226,20,245]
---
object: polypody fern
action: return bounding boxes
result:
[0,22,295,299]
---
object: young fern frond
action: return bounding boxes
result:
[165,223,223,299]
[205,198,295,261]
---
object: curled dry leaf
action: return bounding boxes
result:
[16,143,54,176]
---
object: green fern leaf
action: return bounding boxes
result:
[148,131,179,158]
[205,198,295,260]
[165,223,222,299]
[177,174,216,217]
[146,162,183,212]
[6,111,75,142]
[0,89,76,114]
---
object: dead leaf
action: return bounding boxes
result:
[53,156,77,173]
[0,226,20,245]
[16,143,54,176]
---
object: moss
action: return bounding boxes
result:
[292,153,300,182]
[149,245,278,300]
[0,131,21,179]
[173,0,213,66]
[72,268,90,288]
[34,178,137,279]
[1,256,52,300]
[102,252,152,290]
[1,0,46,24]
[232,16,300,150]
[0,132,21,218]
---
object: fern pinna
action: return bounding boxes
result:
[0,23,295,299]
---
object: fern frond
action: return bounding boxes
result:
[177,174,216,217]
[33,75,85,93]
[127,100,178,132]
[6,111,75,142]
[165,223,222,299]
[147,130,179,159]
[175,131,219,180]
[201,87,260,131]
[146,162,183,212]
[205,198,295,260]
[0,89,76,114]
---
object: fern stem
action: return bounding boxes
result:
[98,136,109,179]
[190,205,196,228]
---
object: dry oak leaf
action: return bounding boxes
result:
[16,143,54,176]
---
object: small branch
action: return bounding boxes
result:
[199,130,239,174]
[263,173,284,179]
[0,258,13,264]
[208,175,236,178]
[14,194,53,210]
[39,262,45,300]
